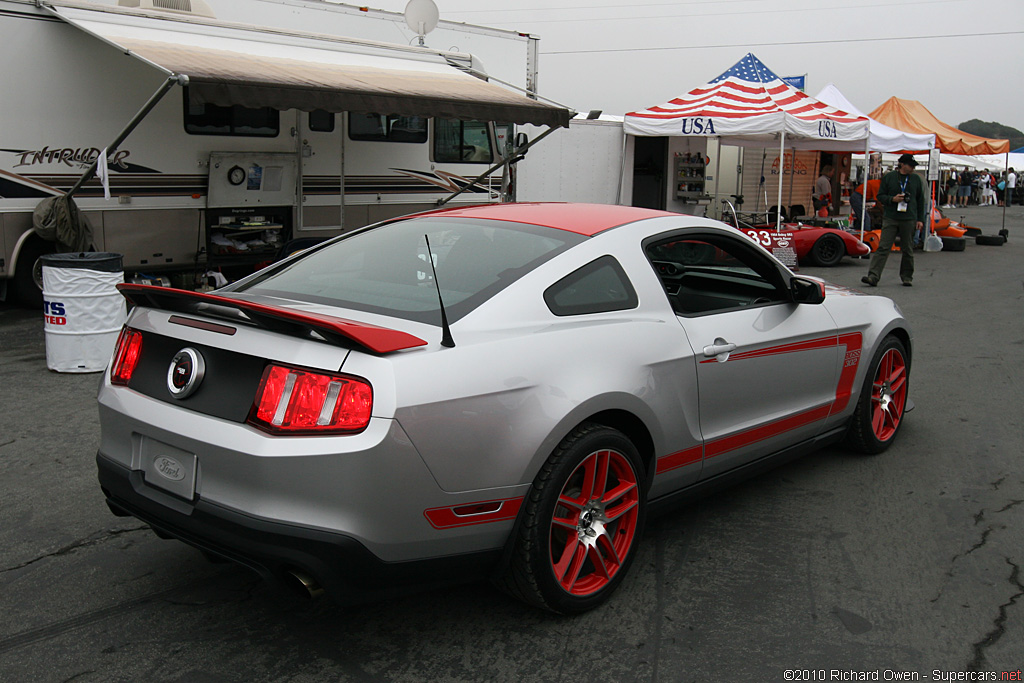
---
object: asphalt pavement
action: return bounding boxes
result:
[1,204,1022,682]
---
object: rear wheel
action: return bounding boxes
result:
[847,335,909,454]
[497,423,646,614]
[810,234,844,266]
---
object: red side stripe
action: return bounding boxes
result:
[699,335,838,364]
[655,445,704,474]
[656,331,865,473]
[830,332,864,414]
[705,404,832,459]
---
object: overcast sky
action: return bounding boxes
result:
[361,0,1024,132]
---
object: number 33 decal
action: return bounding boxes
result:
[741,229,773,247]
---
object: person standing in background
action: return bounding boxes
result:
[1008,168,1018,206]
[944,171,958,208]
[862,154,925,288]
[958,167,973,208]
[813,164,833,217]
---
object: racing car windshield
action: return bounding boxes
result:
[236,217,585,325]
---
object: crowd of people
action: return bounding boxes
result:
[943,167,1019,208]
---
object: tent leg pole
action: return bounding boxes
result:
[776,131,785,231]
[713,137,722,219]
[66,75,184,199]
[787,144,796,218]
[861,137,870,240]
[1002,151,1008,233]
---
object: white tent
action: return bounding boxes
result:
[625,55,869,150]
[813,84,934,153]
[972,152,1024,170]
[623,54,870,227]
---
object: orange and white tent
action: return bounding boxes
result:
[869,97,1008,155]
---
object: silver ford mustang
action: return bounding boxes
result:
[97,203,912,614]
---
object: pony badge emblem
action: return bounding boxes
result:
[167,348,205,399]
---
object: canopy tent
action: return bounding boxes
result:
[624,53,870,229]
[46,2,571,127]
[813,84,933,153]
[972,152,1024,171]
[624,53,869,150]
[1013,147,1024,154]
[868,97,1008,155]
[872,152,1003,171]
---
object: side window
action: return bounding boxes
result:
[645,233,787,315]
[544,255,638,316]
[433,119,494,163]
[348,114,427,143]
[309,110,335,133]
[183,89,279,137]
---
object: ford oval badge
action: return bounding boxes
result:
[154,456,186,481]
[167,348,205,399]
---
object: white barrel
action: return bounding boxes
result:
[41,252,127,373]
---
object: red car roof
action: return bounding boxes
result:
[406,203,677,236]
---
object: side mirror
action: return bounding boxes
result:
[514,132,529,150]
[791,276,825,304]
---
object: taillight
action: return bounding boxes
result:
[248,364,373,434]
[110,327,143,386]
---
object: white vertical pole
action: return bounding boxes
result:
[861,134,870,240]
[1002,150,1008,233]
[777,130,786,231]
[713,137,722,218]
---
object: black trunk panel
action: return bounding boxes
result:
[128,331,267,423]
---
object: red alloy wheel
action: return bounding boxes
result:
[870,348,908,442]
[548,448,640,596]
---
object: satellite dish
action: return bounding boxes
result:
[404,0,439,46]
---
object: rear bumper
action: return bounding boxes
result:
[97,453,501,604]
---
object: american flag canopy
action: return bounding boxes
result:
[624,53,869,149]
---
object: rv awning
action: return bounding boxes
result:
[45,2,570,128]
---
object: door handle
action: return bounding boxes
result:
[703,338,736,360]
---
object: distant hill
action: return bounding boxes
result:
[957,119,1024,151]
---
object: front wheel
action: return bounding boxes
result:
[496,423,646,614]
[846,335,909,454]
[810,233,845,267]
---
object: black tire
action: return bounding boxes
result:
[846,335,910,455]
[809,234,845,267]
[975,234,1006,246]
[998,228,1009,242]
[495,423,646,614]
[9,235,54,309]
[941,236,966,251]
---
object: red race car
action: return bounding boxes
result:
[724,217,871,267]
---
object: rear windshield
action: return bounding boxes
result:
[235,217,585,324]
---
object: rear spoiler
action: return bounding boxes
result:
[117,284,428,354]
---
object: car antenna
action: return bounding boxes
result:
[423,234,455,348]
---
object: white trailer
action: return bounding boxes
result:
[0,0,568,305]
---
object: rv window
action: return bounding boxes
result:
[347,114,427,143]
[433,119,494,164]
[309,110,335,133]
[183,90,279,137]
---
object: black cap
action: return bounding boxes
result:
[898,153,918,167]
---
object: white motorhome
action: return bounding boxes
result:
[0,0,568,305]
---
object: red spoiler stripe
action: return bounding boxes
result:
[117,284,428,354]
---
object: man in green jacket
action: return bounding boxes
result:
[862,154,926,287]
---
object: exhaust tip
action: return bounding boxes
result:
[286,569,324,599]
